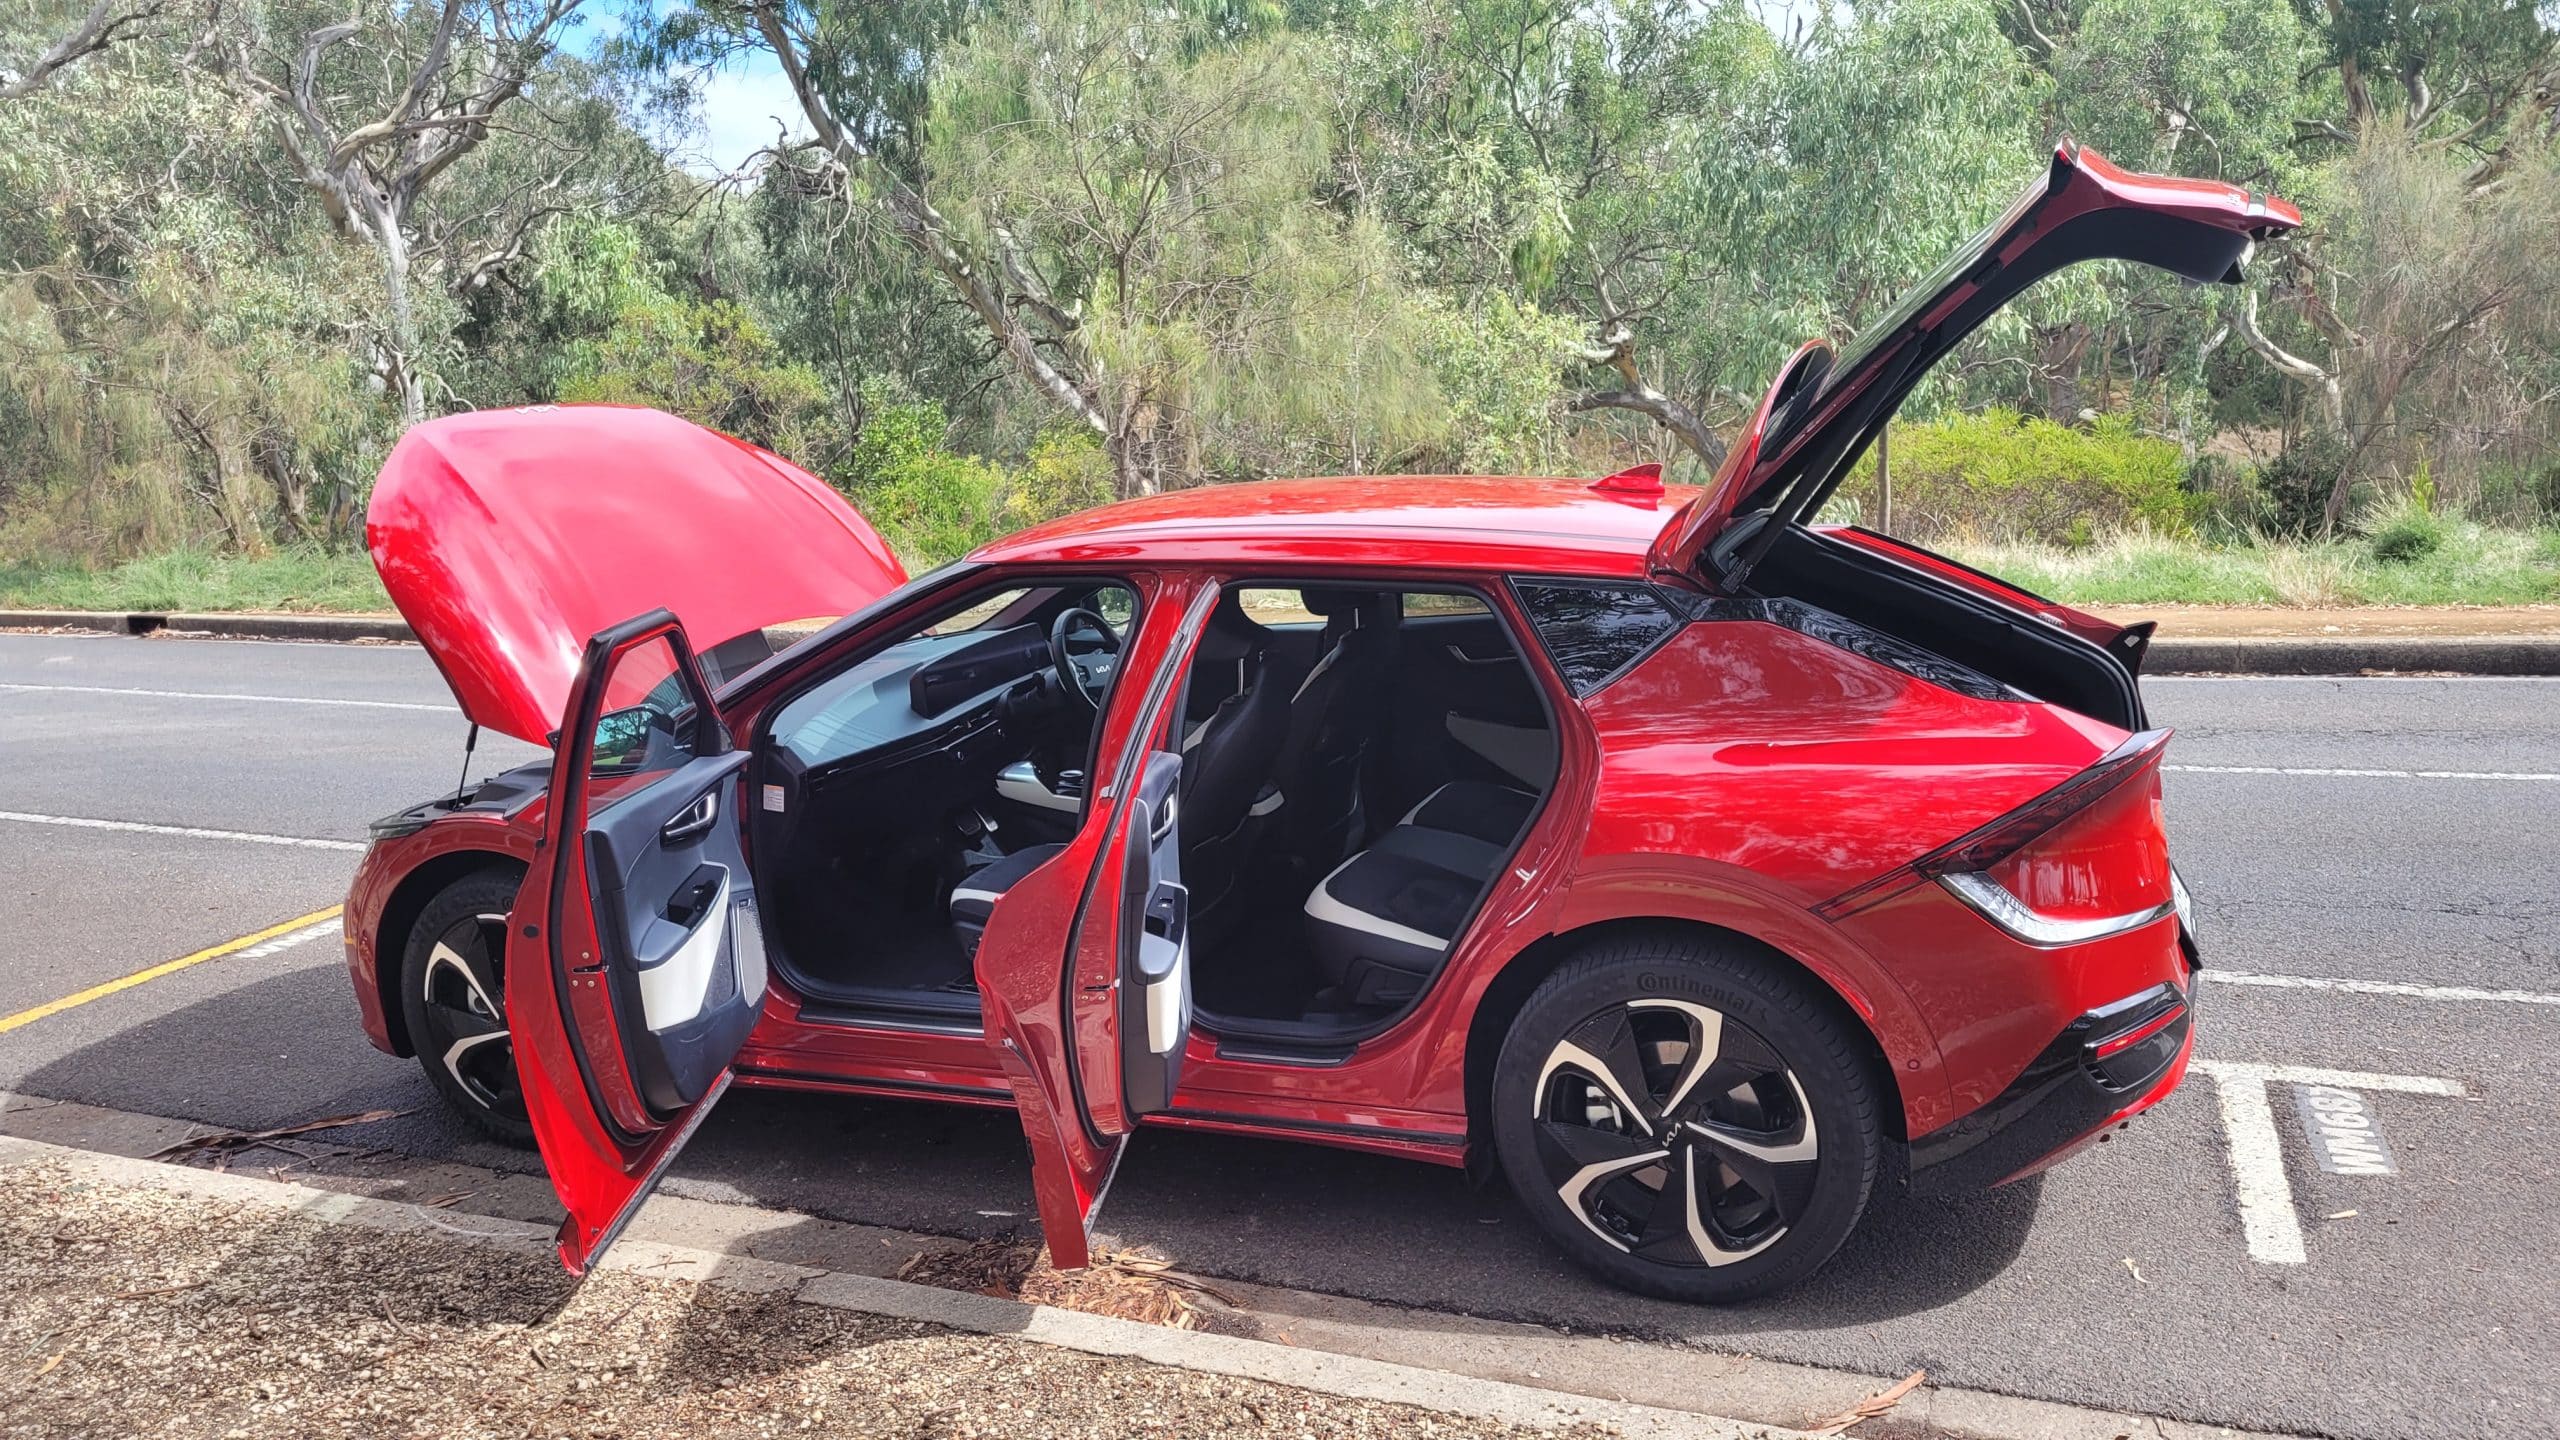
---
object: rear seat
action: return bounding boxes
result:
[1303,781,1537,1007]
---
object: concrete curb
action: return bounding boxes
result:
[2145,634,2560,676]
[0,1100,2313,1440]
[0,608,414,642]
[0,1132,1799,1440]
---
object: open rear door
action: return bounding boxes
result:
[973,581,1217,1269]
[508,610,768,1275]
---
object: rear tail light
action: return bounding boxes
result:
[1820,729,2177,946]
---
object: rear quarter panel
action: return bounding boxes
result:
[1567,616,2130,1136]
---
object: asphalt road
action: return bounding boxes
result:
[2,631,2553,1440]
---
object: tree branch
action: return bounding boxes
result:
[0,0,165,101]
[2234,291,2342,431]
[1568,323,1727,469]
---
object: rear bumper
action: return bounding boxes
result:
[1907,978,2194,1195]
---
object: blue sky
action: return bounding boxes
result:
[577,0,806,176]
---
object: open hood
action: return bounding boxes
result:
[1651,142,2302,582]
[369,405,907,744]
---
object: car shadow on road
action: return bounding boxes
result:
[17,965,2046,1343]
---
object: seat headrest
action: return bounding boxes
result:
[1198,593,1270,663]
[1298,587,1374,619]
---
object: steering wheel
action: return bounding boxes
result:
[1049,606,1123,711]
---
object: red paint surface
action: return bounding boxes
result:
[368,404,905,743]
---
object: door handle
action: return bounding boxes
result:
[1444,645,1513,666]
[661,790,718,844]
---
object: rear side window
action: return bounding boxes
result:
[1513,581,1681,696]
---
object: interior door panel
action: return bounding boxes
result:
[583,750,764,1114]
[1116,749,1190,1116]
[1385,611,1550,805]
[507,611,768,1276]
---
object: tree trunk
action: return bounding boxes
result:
[376,218,427,428]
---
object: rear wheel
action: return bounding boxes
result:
[396,868,532,1146]
[1490,932,1880,1303]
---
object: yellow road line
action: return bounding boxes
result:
[0,905,345,1035]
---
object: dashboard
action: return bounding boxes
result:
[773,623,1054,773]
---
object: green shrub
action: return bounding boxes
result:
[2366,506,2446,563]
[2475,460,2560,528]
[1835,408,2196,544]
[2240,434,2355,538]
[840,382,1113,566]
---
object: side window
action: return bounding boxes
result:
[1513,581,1680,696]
[1232,587,1317,626]
[1403,592,1488,617]
[588,633,704,805]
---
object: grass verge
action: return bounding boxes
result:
[1946,524,2560,607]
[0,548,389,614]
[4,523,2555,616]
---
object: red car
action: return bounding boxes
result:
[346,145,2292,1302]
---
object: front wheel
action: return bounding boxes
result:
[396,868,533,1146]
[1490,932,1881,1303]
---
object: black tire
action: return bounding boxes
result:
[396,868,534,1146]
[1490,931,1881,1303]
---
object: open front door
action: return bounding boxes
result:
[508,610,767,1275]
[973,581,1215,1269]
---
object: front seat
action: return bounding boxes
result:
[948,842,1064,960]
[952,596,1287,958]
[1266,588,1397,863]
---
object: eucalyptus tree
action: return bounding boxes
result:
[233,0,591,425]
[2221,0,2560,526]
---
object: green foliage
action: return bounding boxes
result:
[1412,293,1582,474]
[4,0,2559,599]
[1955,525,2560,606]
[1837,409,2197,543]
[0,547,389,613]
[2233,435,2357,539]
[556,297,845,468]
[840,379,1112,564]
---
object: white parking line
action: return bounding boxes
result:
[2193,1061,2467,1266]
[0,811,367,852]
[2148,674,2560,683]
[2209,971,2560,1006]
[2166,763,2560,781]
[0,682,448,712]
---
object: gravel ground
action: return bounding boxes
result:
[0,1163,1614,1440]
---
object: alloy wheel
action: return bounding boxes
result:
[1529,998,1819,1267]
[416,911,524,1120]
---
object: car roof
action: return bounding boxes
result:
[968,474,1692,579]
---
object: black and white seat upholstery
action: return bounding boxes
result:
[1302,780,1538,1007]
[953,599,1289,959]
[1396,779,1539,846]
[949,843,1064,959]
